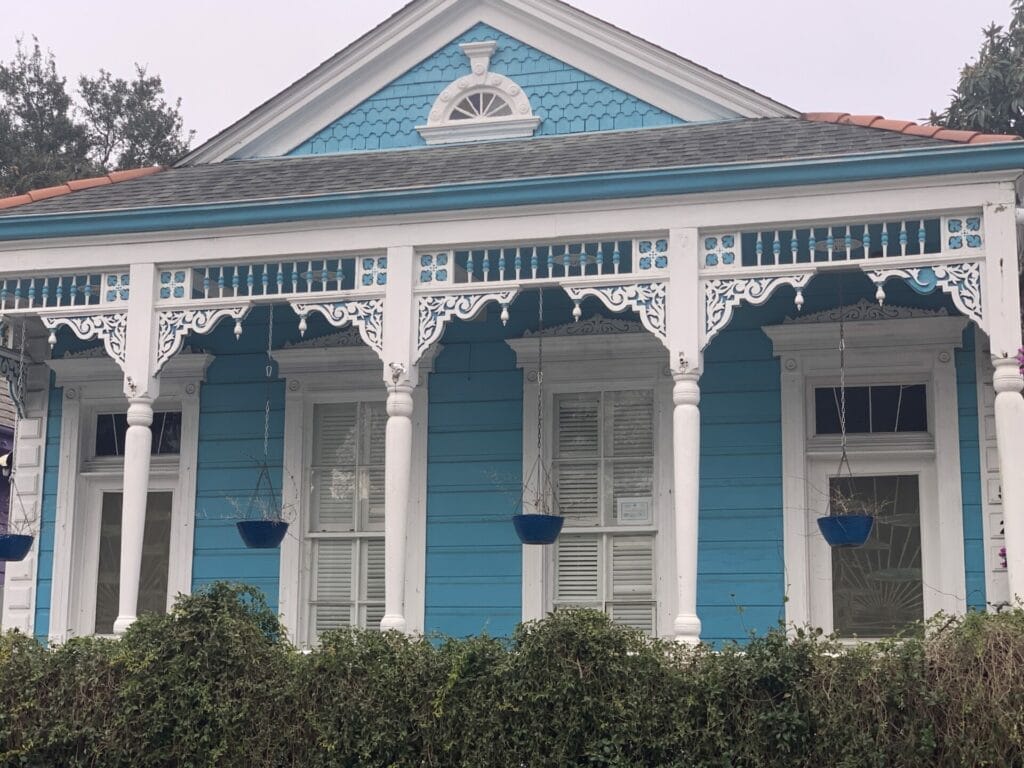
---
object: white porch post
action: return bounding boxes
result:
[380,245,417,632]
[113,263,160,635]
[984,199,1024,603]
[668,227,702,643]
[993,360,1024,601]
[671,372,702,642]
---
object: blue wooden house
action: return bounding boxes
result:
[1,0,1023,647]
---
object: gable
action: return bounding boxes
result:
[180,0,796,166]
[289,23,681,155]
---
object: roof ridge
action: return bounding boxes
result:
[0,166,164,212]
[802,112,1020,144]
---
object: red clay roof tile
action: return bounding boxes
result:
[0,166,163,212]
[802,112,1019,143]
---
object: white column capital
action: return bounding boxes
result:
[992,357,1024,394]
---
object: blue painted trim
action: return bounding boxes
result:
[3,142,1024,241]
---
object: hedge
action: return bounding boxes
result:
[2,583,1023,767]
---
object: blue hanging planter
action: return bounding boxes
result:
[0,533,34,561]
[513,514,564,545]
[236,520,289,549]
[817,515,874,548]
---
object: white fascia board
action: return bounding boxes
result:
[180,0,795,165]
[0,173,1011,275]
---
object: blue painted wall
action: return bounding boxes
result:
[32,377,62,639]
[189,306,295,610]
[289,22,681,155]
[956,326,987,610]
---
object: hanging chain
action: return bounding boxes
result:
[263,303,274,459]
[836,276,852,480]
[536,288,546,514]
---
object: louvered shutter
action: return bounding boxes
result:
[554,395,600,522]
[312,404,358,530]
[609,536,655,633]
[554,536,601,609]
[606,391,654,523]
[361,538,386,629]
[313,539,354,634]
[363,403,387,531]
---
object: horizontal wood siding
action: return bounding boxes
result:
[32,378,61,638]
[191,309,288,610]
[425,306,524,637]
[956,326,986,610]
[700,320,785,645]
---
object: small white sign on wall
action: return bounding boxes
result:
[617,497,652,525]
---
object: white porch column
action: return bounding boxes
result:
[112,396,155,634]
[113,262,160,635]
[381,383,414,631]
[993,359,1024,602]
[672,372,702,643]
[379,245,417,632]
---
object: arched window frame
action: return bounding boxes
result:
[416,41,540,145]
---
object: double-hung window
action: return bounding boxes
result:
[553,390,658,633]
[307,401,386,638]
[510,326,670,636]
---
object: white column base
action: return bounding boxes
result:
[673,613,702,645]
[380,614,408,632]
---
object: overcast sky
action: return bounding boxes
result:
[1,0,1014,146]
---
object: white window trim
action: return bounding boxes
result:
[45,353,210,643]
[764,316,969,633]
[273,344,432,644]
[508,329,675,636]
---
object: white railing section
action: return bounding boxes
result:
[154,256,387,305]
[416,237,668,286]
[0,272,129,312]
[700,215,983,274]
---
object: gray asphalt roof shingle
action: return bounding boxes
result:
[0,118,955,217]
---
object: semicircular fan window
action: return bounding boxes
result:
[449,91,514,121]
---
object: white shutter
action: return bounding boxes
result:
[313,539,354,633]
[607,390,653,457]
[364,403,387,531]
[554,461,600,522]
[361,538,386,630]
[609,536,655,633]
[556,394,600,457]
[554,535,600,608]
[312,404,359,530]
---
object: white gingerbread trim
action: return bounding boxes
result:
[40,312,128,370]
[867,263,984,333]
[416,290,517,358]
[155,305,251,374]
[290,298,385,359]
[563,282,667,345]
[703,274,813,348]
[416,40,540,145]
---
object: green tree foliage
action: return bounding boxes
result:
[933,0,1024,136]
[0,38,193,196]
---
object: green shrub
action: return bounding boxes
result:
[2,583,1023,768]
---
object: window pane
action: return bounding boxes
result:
[554,535,600,606]
[606,460,654,526]
[554,461,600,522]
[831,475,923,637]
[606,390,653,457]
[95,412,182,456]
[94,491,172,635]
[555,394,600,457]
[871,384,927,432]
